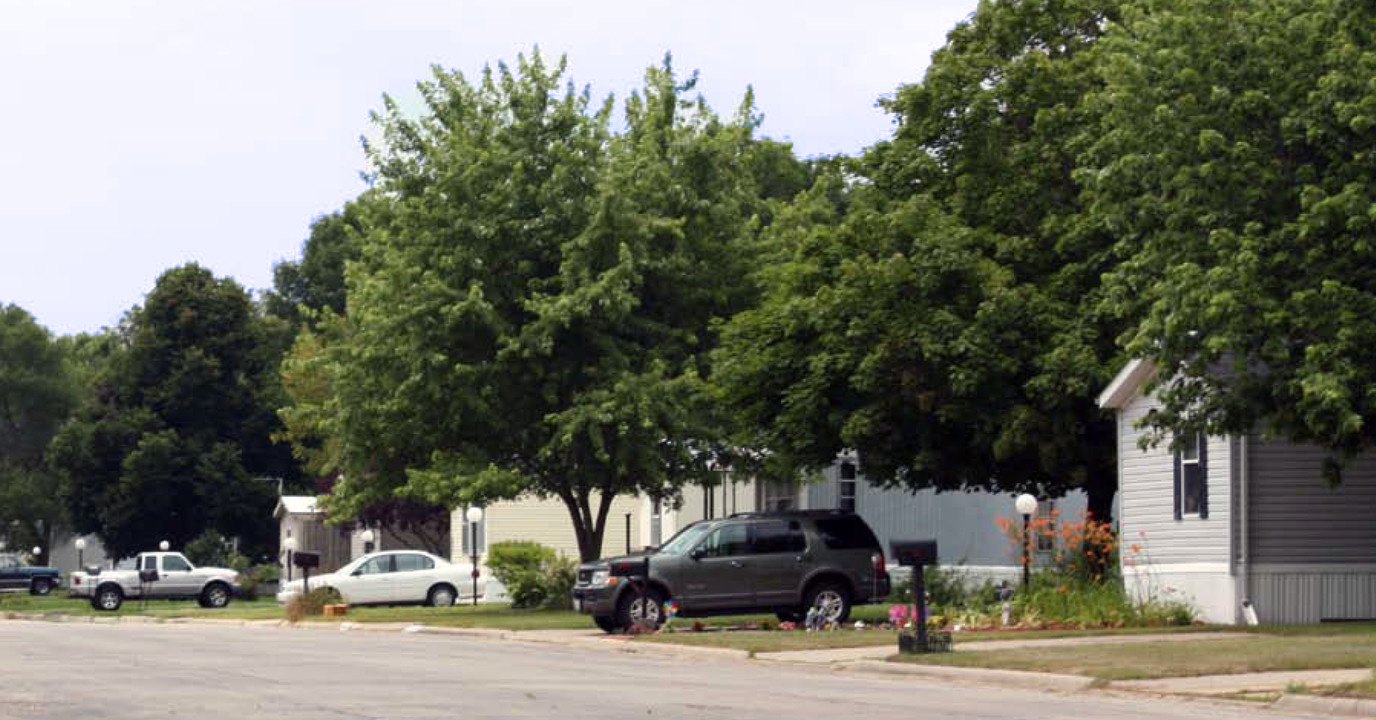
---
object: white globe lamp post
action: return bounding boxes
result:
[465,507,484,607]
[1014,494,1038,590]
[75,537,87,569]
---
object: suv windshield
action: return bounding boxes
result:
[656,523,712,556]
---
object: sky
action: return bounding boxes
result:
[0,0,978,336]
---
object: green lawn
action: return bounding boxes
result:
[896,628,1376,680]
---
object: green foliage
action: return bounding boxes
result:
[303,50,788,560]
[265,204,365,330]
[1083,0,1376,474]
[486,540,576,610]
[712,0,1124,515]
[0,305,79,565]
[48,264,300,559]
[1014,573,1194,629]
[183,530,246,569]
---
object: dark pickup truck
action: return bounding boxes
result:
[0,553,61,595]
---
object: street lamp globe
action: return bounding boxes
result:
[1014,493,1038,517]
[159,540,170,551]
[466,506,484,524]
[74,538,87,551]
[0,540,7,551]
[283,537,297,552]
[32,546,41,556]
[359,529,375,544]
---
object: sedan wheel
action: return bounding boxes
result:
[29,579,52,596]
[428,585,456,607]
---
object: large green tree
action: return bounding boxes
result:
[264,203,366,329]
[314,51,780,560]
[0,305,78,566]
[715,0,1126,517]
[1085,0,1376,479]
[50,265,300,559]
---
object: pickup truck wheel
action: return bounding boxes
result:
[427,584,457,607]
[29,578,53,596]
[201,583,232,609]
[93,586,123,612]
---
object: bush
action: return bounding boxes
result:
[487,540,576,610]
[184,531,248,570]
[285,586,342,623]
[236,564,281,601]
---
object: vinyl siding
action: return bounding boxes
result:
[803,460,1088,569]
[461,494,642,562]
[1247,436,1376,564]
[1118,391,1231,567]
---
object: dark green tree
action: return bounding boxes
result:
[0,305,78,566]
[264,203,366,328]
[49,264,300,558]
[1085,0,1376,481]
[716,0,1126,518]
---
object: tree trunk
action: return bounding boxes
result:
[1085,473,1116,526]
[561,487,619,562]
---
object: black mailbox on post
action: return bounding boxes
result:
[889,539,950,655]
[891,540,938,567]
[138,569,159,584]
[292,551,320,569]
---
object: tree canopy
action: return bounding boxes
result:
[49,264,300,559]
[1084,0,1376,482]
[303,51,793,560]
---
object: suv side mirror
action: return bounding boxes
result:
[689,547,706,561]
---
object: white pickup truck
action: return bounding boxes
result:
[69,551,241,611]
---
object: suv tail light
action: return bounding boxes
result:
[871,552,886,576]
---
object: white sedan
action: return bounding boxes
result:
[276,550,484,607]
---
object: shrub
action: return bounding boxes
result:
[487,540,576,610]
[237,564,281,601]
[184,531,247,569]
[285,586,342,623]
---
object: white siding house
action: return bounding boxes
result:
[1100,358,1376,624]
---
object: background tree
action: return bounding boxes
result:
[315,51,781,560]
[49,264,301,559]
[1086,0,1376,482]
[264,203,366,329]
[715,0,1126,518]
[0,305,78,566]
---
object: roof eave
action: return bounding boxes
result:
[1097,358,1158,410]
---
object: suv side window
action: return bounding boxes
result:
[815,516,881,550]
[751,521,807,554]
[696,524,751,558]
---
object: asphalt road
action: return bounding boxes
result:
[0,621,1331,720]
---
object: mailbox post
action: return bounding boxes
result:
[293,551,320,593]
[890,540,950,654]
[609,556,654,632]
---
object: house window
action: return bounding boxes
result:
[1176,433,1208,519]
[838,462,857,512]
[1036,500,1056,552]
[761,478,797,512]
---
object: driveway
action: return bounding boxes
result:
[0,621,1333,720]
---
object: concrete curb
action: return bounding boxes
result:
[1274,694,1376,718]
[838,659,1093,693]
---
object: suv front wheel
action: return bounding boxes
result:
[615,586,665,633]
[804,581,851,625]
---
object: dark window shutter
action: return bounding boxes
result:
[1173,444,1183,521]
[1198,434,1209,519]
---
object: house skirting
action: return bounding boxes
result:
[1248,564,1376,624]
[1123,562,1236,624]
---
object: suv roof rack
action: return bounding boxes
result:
[725,509,855,519]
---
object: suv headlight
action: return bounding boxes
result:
[590,570,611,587]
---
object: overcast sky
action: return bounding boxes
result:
[1,0,977,336]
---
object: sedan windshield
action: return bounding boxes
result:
[656,523,713,556]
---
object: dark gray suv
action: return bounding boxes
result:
[572,510,891,632]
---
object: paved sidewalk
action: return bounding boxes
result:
[755,630,1251,665]
[1116,669,1374,695]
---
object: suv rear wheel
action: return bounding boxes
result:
[804,581,851,625]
